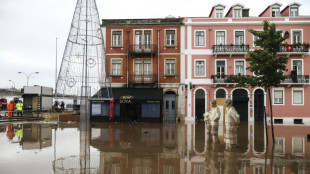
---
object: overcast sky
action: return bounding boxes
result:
[0,0,309,89]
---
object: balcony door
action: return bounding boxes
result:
[216,60,226,76]
[292,60,303,83]
[134,59,152,82]
[134,30,152,51]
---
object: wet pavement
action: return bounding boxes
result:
[0,121,309,174]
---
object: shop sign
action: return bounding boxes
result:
[120,95,134,104]
[147,100,160,103]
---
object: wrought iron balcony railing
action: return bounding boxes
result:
[281,75,309,84]
[278,44,309,53]
[128,44,157,56]
[213,44,249,53]
[129,74,157,84]
[211,75,249,83]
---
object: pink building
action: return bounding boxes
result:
[183,2,310,124]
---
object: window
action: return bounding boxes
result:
[292,137,304,155]
[111,59,122,76]
[292,88,303,105]
[216,60,225,76]
[235,60,245,75]
[290,7,299,17]
[292,30,302,44]
[144,59,151,75]
[216,31,225,45]
[253,30,262,47]
[273,89,284,105]
[134,59,143,75]
[134,30,152,50]
[292,60,303,75]
[166,30,176,46]
[195,60,205,76]
[274,137,285,154]
[233,9,242,18]
[271,7,280,17]
[215,9,223,18]
[134,59,152,82]
[195,31,205,47]
[254,167,264,174]
[235,31,244,45]
[165,59,176,76]
[112,30,122,47]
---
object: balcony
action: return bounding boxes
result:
[211,75,249,87]
[129,44,157,57]
[129,74,157,87]
[213,44,249,57]
[278,44,309,57]
[281,75,309,86]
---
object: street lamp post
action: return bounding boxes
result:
[18,72,39,86]
[9,80,15,96]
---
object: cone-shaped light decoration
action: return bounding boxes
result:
[56,0,111,99]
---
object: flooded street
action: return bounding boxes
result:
[0,121,309,174]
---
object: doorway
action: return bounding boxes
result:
[254,89,264,121]
[195,89,205,121]
[232,89,249,121]
[164,92,176,121]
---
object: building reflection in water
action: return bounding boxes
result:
[20,124,52,150]
[2,121,309,173]
[87,122,310,174]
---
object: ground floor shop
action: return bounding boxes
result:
[90,88,181,122]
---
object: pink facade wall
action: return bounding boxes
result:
[185,14,310,120]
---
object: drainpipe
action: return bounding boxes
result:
[157,28,160,88]
[127,28,130,88]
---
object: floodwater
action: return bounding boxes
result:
[0,121,309,174]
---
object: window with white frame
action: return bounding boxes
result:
[271,7,280,17]
[272,164,284,174]
[233,9,242,18]
[290,7,299,17]
[292,30,302,44]
[166,30,176,46]
[274,137,285,154]
[254,166,264,174]
[112,30,122,47]
[292,137,304,155]
[292,60,303,76]
[235,60,245,75]
[165,59,176,76]
[195,31,205,47]
[215,9,223,18]
[235,31,244,45]
[112,59,122,76]
[253,30,262,47]
[216,60,226,76]
[195,60,205,76]
[216,31,225,45]
[134,30,152,50]
[134,59,152,76]
[293,88,303,105]
[273,89,284,104]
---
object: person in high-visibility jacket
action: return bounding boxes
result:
[7,100,15,118]
[16,100,23,117]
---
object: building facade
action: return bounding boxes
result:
[100,18,185,122]
[184,2,310,124]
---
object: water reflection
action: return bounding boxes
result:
[0,121,309,174]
